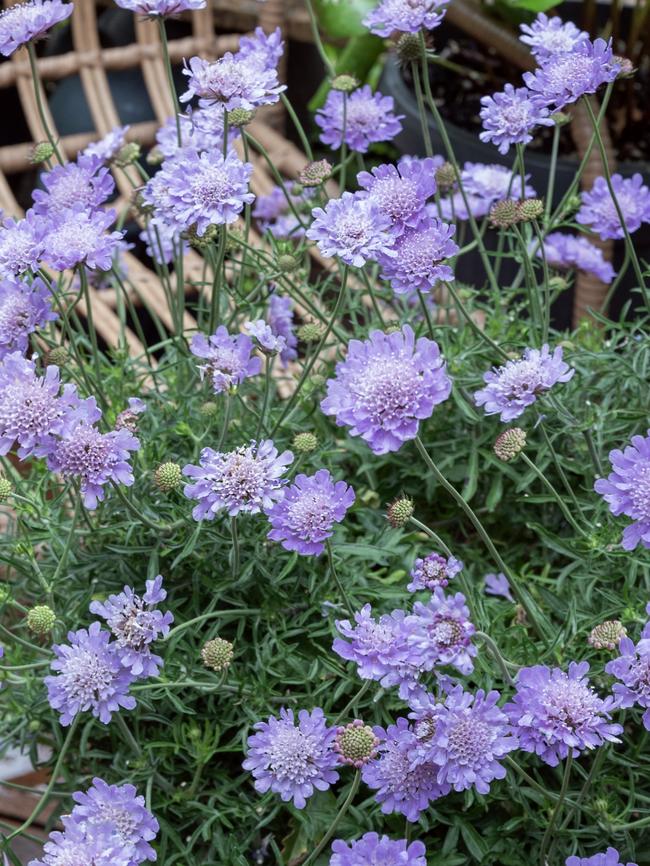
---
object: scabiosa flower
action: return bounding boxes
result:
[321,325,451,455]
[238,25,284,71]
[330,833,427,866]
[115,0,205,15]
[183,439,293,520]
[180,51,285,109]
[243,707,339,809]
[595,430,650,550]
[424,687,517,794]
[267,294,297,366]
[265,469,355,556]
[333,604,408,683]
[474,344,574,422]
[362,718,449,821]
[190,326,261,394]
[41,207,124,272]
[32,155,114,217]
[307,192,395,268]
[155,108,239,158]
[45,622,136,725]
[407,552,463,592]
[576,173,650,241]
[504,661,622,766]
[0,0,73,57]
[589,620,626,651]
[605,636,650,728]
[566,849,638,866]
[484,572,514,602]
[0,277,57,359]
[28,820,135,866]
[315,86,404,154]
[363,0,446,36]
[0,213,45,276]
[334,721,380,768]
[89,576,173,678]
[523,39,620,110]
[377,218,458,294]
[81,125,129,163]
[479,84,553,155]
[406,589,477,675]
[356,157,437,235]
[69,778,159,864]
[519,13,588,61]
[244,319,287,355]
[461,162,536,205]
[541,232,616,283]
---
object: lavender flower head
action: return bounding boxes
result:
[406,589,477,675]
[322,325,451,455]
[244,319,287,355]
[378,217,458,294]
[330,833,427,866]
[267,294,297,366]
[541,232,616,283]
[315,86,403,154]
[183,439,293,520]
[0,213,45,277]
[243,707,339,809]
[566,849,638,866]
[479,84,553,155]
[356,157,437,235]
[363,0,447,36]
[576,173,650,241]
[461,162,536,205]
[238,26,284,71]
[155,108,239,158]
[81,124,129,163]
[190,326,261,394]
[605,636,650,728]
[424,686,517,794]
[519,13,588,61]
[307,192,396,267]
[407,552,463,593]
[114,0,205,15]
[0,277,57,360]
[474,344,574,422]
[594,429,650,550]
[333,604,409,683]
[484,572,514,602]
[41,207,124,272]
[45,622,136,726]
[33,156,114,217]
[523,38,620,110]
[265,469,355,556]
[181,51,285,110]
[361,717,449,821]
[28,820,135,866]
[0,0,73,57]
[504,661,622,766]
[89,576,173,678]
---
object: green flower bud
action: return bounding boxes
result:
[26,605,56,635]
[331,74,359,93]
[227,107,256,127]
[489,198,520,229]
[201,637,234,672]
[292,432,318,453]
[297,322,324,342]
[154,462,182,493]
[29,141,55,164]
[0,477,13,502]
[115,142,141,167]
[386,496,414,528]
[199,400,219,418]
[44,346,68,367]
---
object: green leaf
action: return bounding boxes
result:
[312,0,377,39]
[459,821,489,862]
[504,0,562,10]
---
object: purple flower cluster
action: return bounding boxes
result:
[378,218,458,294]
[606,631,650,730]
[363,0,447,36]
[190,326,261,394]
[566,849,638,866]
[29,777,158,866]
[245,319,287,355]
[267,294,297,366]
[307,192,396,267]
[321,325,452,455]
[330,833,426,866]
[0,0,73,57]
[474,344,574,422]
[115,0,205,16]
[480,84,553,155]
[576,173,650,241]
[407,552,463,592]
[484,572,514,602]
[155,106,240,158]
[519,13,588,61]
[0,213,45,276]
[81,124,129,163]
[595,429,650,551]
[357,157,437,235]
[542,232,616,284]
[315,85,403,154]
[0,277,56,359]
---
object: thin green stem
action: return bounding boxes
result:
[27,42,63,163]
[536,420,583,514]
[600,246,630,314]
[116,712,142,757]
[540,754,573,865]
[475,631,517,686]
[339,93,348,195]
[303,0,336,77]
[208,228,227,333]
[326,539,354,617]
[519,453,588,537]
[333,680,372,726]
[303,772,360,866]
[411,60,433,157]
[49,495,82,590]
[111,482,176,533]
[78,265,104,399]
[158,18,182,146]
[443,281,509,361]
[230,517,240,579]
[216,392,231,452]
[408,516,452,556]
[545,123,560,222]
[257,355,274,440]
[165,609,261,641]
[280,93,313,160]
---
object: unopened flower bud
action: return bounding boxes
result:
[146,146,164,166]
[0,477,13,502]
[201,637,233,672]
[614,56,635,78]
[115,142,141,167]
[550,112,571,127]
[435,162,456,191]
[44,346,68,367]
[154,462,182,492]
[588,619,626,650]
[563,195,582,216]
[26,605,56,635]
[386,495,414,528]
[297,322,324,342]
[185,223,219,250]
[489,198,520,228]
[331,74,359,93]
[228,107,256,127]
[292,432,318,453]
[299,159,332,187]
[396,32,421,65]
[494,428,526,462]
[225,225,244,253]
[199,400,219,418]
[334,720,379,767]
[517,198,544,222]
[277,253,300,273]
[29,141,55,164]
[549,276,569,293]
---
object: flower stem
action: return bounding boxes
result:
[540,753,573,865]
[519,453,588,537]
[326,539,354,617]
[333,680,372,726]
[303,771,360,866]
[157,18,182,146]
[27,41,63,163]
[475,631,517,686]
[165,608,261,641]
[116,712,142,757]
[408,516,452,556]
[230,517,240,579]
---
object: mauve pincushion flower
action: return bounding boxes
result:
[479,84,553,155]
[155,108,240,158]
[474,344,574,422]
[81,124,129,164]
[504,661,622,766]
[333,604,410,683]
[363,0,446,36]
[566,849,638,866]
[28,820,135,866]
[378,217,458,294]
[407,552,463,593]
[90,576,173,678]
[307,192,396,267]
[33,156,114,217]
[245,319,286,355]
[424,686,517,794]
[321,325,452,455]
[114,0,205,15]
[406,589,477,675]
[315,86,403,154]
[243,707,339,809]
[181,51,285,109]
[265,469,355,555]
[0,276,57,360]
[69,777,159,864]
[595,430,650,550]
[183,439,293,520]
[605,636,650,729]
[484,572,514,602]
[356,157,437,235]
[519,13,588,61]
[523,38,620,110]
[42,208,124,272]
[0,213,45,276]
[267,294,297,366]
[576,173,650,241]
[541,232,616,283]
[45,622,136,725]
[461,162,536,204]
[330,833,427,866]
[238,26,284,71]
[0,0,73,57]
[190,327,261,394]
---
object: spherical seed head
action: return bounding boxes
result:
[334,720,379,767]
[201,637,234,672]
[517,198,544,221]
[185,223,219,250]
[199,400,219,418]
[297,322,324,342]
[0,477,13,502]
[154,462,182,492]
[489,198,520,228]
[386,495,414,528]
[494,428,526,462]
[331,74,359,93]
[277,253,300,273]
[396,32,421,65]
[292,432,318,453]
[26,605,56,635]
[44,346,68,367]
[550,111,571,127]
[588,619,627,650]
[435,162,457,191]
[548,276,569,293]
[115,142,141,167]
[30,141,55,164]
[298,159,333,187]
[228,107,256,127]
[146,146,164,166]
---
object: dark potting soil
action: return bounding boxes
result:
[403,20,650,164]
